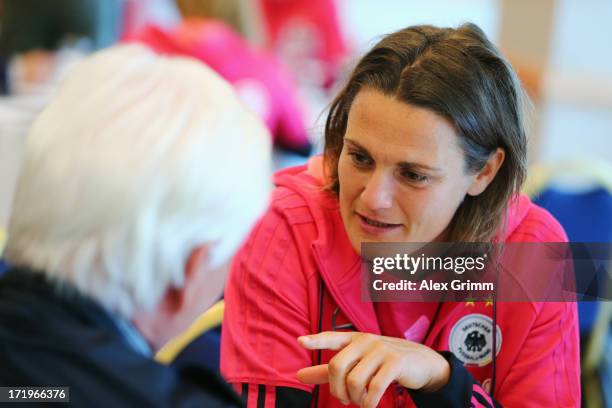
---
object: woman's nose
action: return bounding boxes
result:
[360,172,394,210]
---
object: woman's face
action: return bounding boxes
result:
[338,89,478,253]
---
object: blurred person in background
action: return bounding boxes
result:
[0,0,121,95]
[220,23,580,407]
[124,0,313,156]
[0,44,271,407]
[257,0,349,89]
[0,0,121,229]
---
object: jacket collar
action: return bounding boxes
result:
[275,156,381,334]
[0,268,151,356]
[311,205,381,335]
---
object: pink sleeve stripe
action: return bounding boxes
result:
[470,383,495,407]
[247,384,259,407]
[264,385,277,408]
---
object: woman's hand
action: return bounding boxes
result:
[296,331,450,407]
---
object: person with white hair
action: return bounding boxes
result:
[0,44,271,407]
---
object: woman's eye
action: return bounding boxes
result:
[349,151,372,166]
[402,171,428,183]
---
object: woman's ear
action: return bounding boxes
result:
[467,148,505,196]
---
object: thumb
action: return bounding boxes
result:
[296,364,329,385]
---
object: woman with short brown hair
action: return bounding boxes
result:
[221,23,579,407]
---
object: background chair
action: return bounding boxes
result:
[0,228,8,276]
[524,158,612,408]
[155,299,225,374]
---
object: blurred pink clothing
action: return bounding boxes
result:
[259,0,348,86]
[125,19,311,155]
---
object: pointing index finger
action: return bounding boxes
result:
[297,331,359,350]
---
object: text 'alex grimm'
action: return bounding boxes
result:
[372,279,495,292]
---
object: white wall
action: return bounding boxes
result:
[539,0,612,163]
[337,0,501,53]
[336,0,612,166]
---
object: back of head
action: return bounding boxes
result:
[325,23,528,242]
[5,44,272,317]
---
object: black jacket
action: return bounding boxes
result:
[0,268,243,407]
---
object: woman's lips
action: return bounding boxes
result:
[355,212,402,236]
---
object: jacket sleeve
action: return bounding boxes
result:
[409,352,502,408]
[220,198,316,407]
[494,302,580,407]
[491,204,580,406]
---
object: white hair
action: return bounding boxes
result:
[5,44,272,317]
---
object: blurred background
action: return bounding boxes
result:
[0,1,610,406]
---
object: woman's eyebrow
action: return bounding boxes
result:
[345,138,443,173]
[397,162,443,173]
[344,138,367,151]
